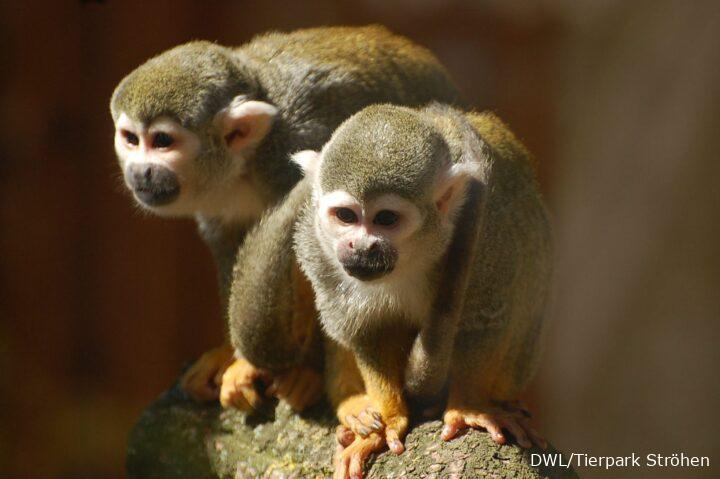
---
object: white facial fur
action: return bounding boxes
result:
[114,110,266,222]
[313,189,434,328]
[317,190,422,269]
[293,147,483,333]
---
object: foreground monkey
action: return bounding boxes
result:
[109,26,461,404]
[292,104,551,478]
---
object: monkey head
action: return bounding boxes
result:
[294,105,482,284]
[110,41,277,221]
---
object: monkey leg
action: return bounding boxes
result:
[219,355,273,411]
[440,330,546,449]
[326,341,383,438]
[180,343,235,402]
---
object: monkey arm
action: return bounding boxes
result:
[329,331,413,479]
[404,180,486,401]
[228,177,318,372]
[352,326,415,452]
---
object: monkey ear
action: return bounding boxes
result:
[434,162,482,216]
[217,96,279,153]
[291,150,322,178]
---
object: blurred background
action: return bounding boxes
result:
[1,1,718,478]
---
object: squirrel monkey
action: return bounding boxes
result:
[293,104,551,478]
[109,26,461,404]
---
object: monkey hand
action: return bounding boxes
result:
[265,364,323,412]
[219,356,272,411]
[180,343,235,402]
[336,394,407,455]
[441,401,547,449]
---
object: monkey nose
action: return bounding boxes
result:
[125,162,180,206]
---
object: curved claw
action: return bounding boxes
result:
[338,396,385,438]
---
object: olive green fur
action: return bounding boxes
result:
[228,178,319,372]
[319,105,448,202]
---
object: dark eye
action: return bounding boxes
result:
[335,207,358,224]
[123,130,139,146]
[153,132,174,148]
[373,210,399,227]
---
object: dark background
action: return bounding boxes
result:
[1,2,718,478]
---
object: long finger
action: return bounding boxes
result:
[348,435,384,479]
[441,413,465,441]
[385,428,405,454]
[501,419,531,448]
[473,418,506,445]
[357,410,383,432]
[333,449,351,479]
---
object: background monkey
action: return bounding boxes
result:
[110,25,462,403]
[293,104,551,478]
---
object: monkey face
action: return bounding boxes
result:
[114,113,203,215]
[113,96,278,222]
[316,190,423,282]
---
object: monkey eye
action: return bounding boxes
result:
[373,210,399,227]
[152,132,174,148]
[122,130,139,146]
[335,207,358,224]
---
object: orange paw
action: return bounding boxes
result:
[336,395,407,455]
[442,404,546,449]
[180,344,235,402]
[219,357,271,411]
[337,394,384,438]
[266,365,323,412]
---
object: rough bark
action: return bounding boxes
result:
[127,384,579,479]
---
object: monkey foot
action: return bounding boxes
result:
[265,365,323,412]
[219,356,272,411]
[441,403,547,449]
[333,431,385,479]
[180,343,235,402]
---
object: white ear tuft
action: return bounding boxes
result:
[434,161,482,215]
[217,96,279,153]
[448,161,483,181]
[291,150,321,177]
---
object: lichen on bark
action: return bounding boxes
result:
[127,384,579,479]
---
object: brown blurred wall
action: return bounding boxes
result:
[2,2,718,479]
